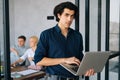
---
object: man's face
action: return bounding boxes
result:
[18,38,25,47]
[58,8,75,29]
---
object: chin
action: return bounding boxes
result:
[65,26,70,29]
[65,24,71,28]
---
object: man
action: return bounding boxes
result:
[34,2,94,80]
[10,35,27,64]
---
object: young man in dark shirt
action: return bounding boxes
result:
[34,1,94,80]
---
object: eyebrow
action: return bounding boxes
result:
[65,13,74,16]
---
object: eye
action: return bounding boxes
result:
[71,15,74,18]
[65,13,69,17]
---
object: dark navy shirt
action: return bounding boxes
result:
[34,24,83,78]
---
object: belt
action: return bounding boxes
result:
[45,74,79,80]
[59,77,77,80]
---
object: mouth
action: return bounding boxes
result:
[66,22,71,25]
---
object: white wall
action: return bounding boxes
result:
[8,0,119,51]
[9,0,75,46]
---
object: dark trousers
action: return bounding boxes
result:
[43,74,82,80]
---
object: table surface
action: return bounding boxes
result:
[11,66,46,80]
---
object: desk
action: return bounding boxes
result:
[11,66,46,80]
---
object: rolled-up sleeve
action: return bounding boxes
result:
[20,50,28,61]
[34,31,48,64]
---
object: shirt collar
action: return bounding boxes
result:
[55,24,61,33]
[17,45,25,48]
[54,24,72,34]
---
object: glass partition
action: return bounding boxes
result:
[0,0,4,79]
[109,0,120,80]
[109,0,120,51]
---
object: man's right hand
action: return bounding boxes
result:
[36,57,80,66]
[64,57,80,66]
[11,63,16,67]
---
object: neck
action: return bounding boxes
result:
[19,45,24,47]
[58,23,69,37]
[31,46,36,52]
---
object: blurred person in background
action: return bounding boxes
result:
[10,35,27,65]
[11,36,41,68]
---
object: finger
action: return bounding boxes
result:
[92,69,95,75]
[90,69,93,76]
[71,61,80,66]
[85,69,95,76]
[87,69,92,76]
[72,61,80,66]
[74,59,80,64]
[74,57,80,62]
[85,71,89,76]
[88,70,91,76]
[90,69,95,76]
[73,58,80,65]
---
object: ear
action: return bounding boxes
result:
[57,13,61,19]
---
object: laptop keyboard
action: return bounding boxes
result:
[70,64,79,72]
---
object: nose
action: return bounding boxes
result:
[67,16,73,22]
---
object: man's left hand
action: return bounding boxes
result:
[85,69,95,76]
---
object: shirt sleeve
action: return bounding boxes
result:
[34,31,48,64]
[20,50,28,61]
[79,33,84,61]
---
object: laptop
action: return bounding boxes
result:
[60,51,110,76]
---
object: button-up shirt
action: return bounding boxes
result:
[34,24,83,78]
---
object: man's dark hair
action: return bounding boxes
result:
[54,1,78,22]
[18,35,26,41]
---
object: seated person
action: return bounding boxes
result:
[11,36,41,70]
[10,35,27,64]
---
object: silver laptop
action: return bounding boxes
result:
[60,51,110,76]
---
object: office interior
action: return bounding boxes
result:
[0,0,120,80]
